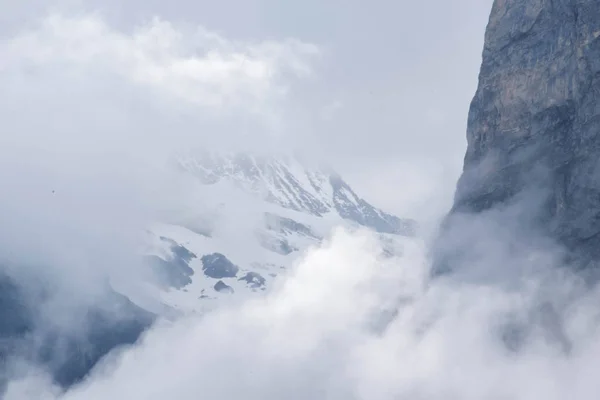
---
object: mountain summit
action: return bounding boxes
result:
[177,151,415,235]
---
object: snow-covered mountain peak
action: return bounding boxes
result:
[177,151,333,214]
[177,150,416,236]
[132,150,418,315]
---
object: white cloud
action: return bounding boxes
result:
[0,12,319,326]
[5,229,428,400]
[6,222,600,400]
[3,14,319,115]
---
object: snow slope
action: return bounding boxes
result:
[131,151,417,315]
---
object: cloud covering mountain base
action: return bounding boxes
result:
[5,227,600,400]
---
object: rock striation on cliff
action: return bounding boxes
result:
[447,0,600,268]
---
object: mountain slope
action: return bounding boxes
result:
[0,272,153,390]
[137,151,416,313]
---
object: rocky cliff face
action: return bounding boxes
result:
[449,0,600,266]
[0,273,154,390]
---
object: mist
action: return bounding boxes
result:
[8,223,600,400]
[4,1,600,400]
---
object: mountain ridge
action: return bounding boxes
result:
[176,150,416,235]
[140,150,416,313]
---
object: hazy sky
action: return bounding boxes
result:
[2,0,493,219]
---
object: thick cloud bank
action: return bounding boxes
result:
[7,225,600,400]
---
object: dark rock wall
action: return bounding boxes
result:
[0,272,154,391]
[451,0,600,264]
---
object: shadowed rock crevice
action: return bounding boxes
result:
[145,238,196,290]
[201,253,239,279]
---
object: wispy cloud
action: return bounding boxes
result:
[3,14,319,114]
